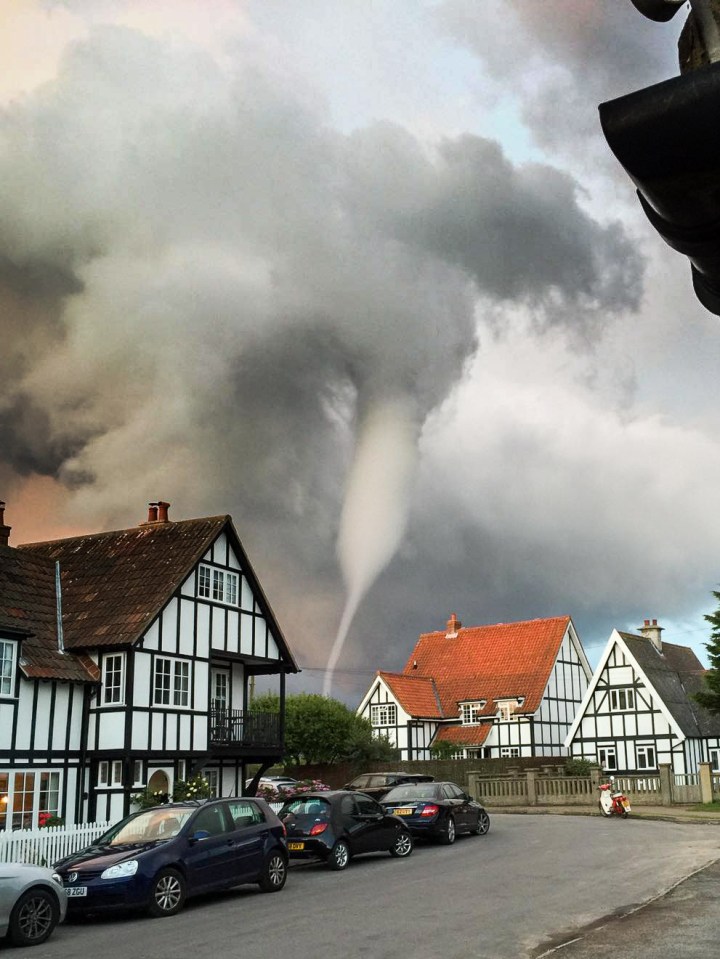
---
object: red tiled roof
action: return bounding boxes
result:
[401,616,571,717]
[0,546,97,682]
[378,671,442,717]
[19,517,229,650]
[433,724,492,745]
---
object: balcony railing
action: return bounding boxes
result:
[209,708,280,747]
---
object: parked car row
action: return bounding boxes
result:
[0,782,489,946]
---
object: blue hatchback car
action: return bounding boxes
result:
[53,798,287,918]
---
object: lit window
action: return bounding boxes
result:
[197,565,239,606]
[636,744,656,770]
[370,704,397,726]
[460,702,485,725]
[0,640,17,697]
[154,657,191,707]
[102,654,125,705]
[609,688,635,711]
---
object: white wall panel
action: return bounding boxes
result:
[195,661,209,711]
[131,712,149,750]
[179,599,195,656]
[142,620,160,651]
[152,712,164,750]
[162,599,178,651]
[133,654,151,708]
[227,545,241,570]
[608,666,634,685]
[240,578,254,612]
[196,604,210,656]
[266,630,279,661]
[97,712,125,750]
[226,609,239,654]
[194,715,206,749]
[240,614,254,654]
[213,532,228,564]
[212,608,226,649]
[180,570,195,597]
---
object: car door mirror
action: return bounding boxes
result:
[189,829,211,844]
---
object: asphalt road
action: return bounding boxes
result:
[22,814,720,959]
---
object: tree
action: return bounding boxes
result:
[251,692,399,764]
[693,589,720,714]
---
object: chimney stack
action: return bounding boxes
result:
[0,502,11,547]
[145,502,159,524]
[639,617,664,652]
[156,501,170,523]
[446,613,461,639]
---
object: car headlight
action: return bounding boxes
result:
[100,860,139,880]
[51,872,63,886]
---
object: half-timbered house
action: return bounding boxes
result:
[0,501,297,829]
[357,614,592,760]
[565,619,720,774]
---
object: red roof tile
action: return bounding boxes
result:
[401,616,571,717]
[433,724,492,745]
[378,671,442,717]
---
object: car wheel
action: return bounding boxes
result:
[258,851,287,892]
[389,830,413,858]
[8,888,59,946]
[470,810,491,836]
[439,815,456,845]
[147,868,186,918]
[328,839,350,871]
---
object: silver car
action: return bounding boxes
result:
[0,863,68,946]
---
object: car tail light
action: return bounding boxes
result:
[419,804,440,817]
[309,822,328,835]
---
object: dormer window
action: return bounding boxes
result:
[0,639,18,698]
[197,564,239,606]
[497,699,521,722]
[460,701,485,725]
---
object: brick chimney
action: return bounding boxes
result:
[446,613,461,639]
[0,501,10,547]
[144,502,159,524]
[639,618,664,652]
[156,501,170,522]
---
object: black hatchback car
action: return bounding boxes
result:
[53,798,288,918]
[343,772,435,801]
[279,791,413,870]
[381,781,490,844]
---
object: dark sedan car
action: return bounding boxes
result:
[53,798,287,918]
[279,790,413,870]
[342,772,434,801]
[381,781,490,844]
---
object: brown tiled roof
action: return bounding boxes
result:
[19,517,229,650]
[433,724,492,746]
[378,671,442,718]
[401,616,572,717]
[0,546,97,682]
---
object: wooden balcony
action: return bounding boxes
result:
[209,708,280,749]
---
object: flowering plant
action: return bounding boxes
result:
[131,788,169,810]
[257,778,330,801]
[172,775,214,802]
[38,813,64,828]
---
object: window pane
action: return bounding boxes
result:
[212,570,224,602]
[0,641,16,696]
[198,565,211,598]
[154,659,171,705]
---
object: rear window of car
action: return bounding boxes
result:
[383,784,440,802]
[227,801,264,827]
[283,797,331,819]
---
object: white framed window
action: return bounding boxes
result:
[450,749,466,760]
[609,688,635,711]
[0,771,62,829]
[497,700,519,722]
[197,564,239,606]
[101,653,125,705]
[500,747,520,758]
[370,703,396,726]
[98,761,123,788]
[636,743,656,770]
[0,640,18,697]
[711,749,720,772]
[132,761,144,787]
[460,701,485,725]
[203,769,219,796]
[154,657,191,707]
[598,745,618,771]
[177,760,187,781]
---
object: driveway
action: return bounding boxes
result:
[20,814,720,959]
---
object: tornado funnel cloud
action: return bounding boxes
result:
[323,397,418,696]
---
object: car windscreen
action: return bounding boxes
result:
[98,807,195,845]
[383,784,441,802]
[281,797,331,820]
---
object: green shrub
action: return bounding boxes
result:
[563,758,597,776]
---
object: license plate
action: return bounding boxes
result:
[287,842,305,851]
[392,808,413,816]
[65,887,87,897]
[622,800,631,810]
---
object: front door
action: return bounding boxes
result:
[211,668,230,712]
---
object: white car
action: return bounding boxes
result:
[245,775,298,793]
[0,863,68,946]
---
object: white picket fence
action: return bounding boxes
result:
[0,821,114,866]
